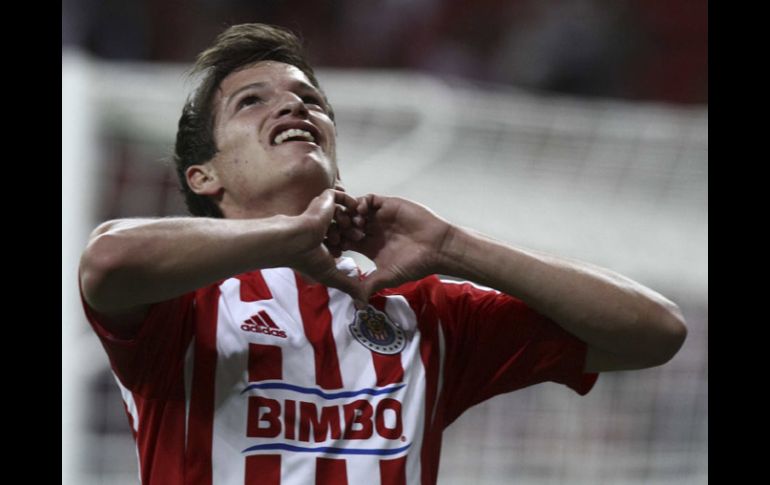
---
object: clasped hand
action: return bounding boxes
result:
[291,189,454,303]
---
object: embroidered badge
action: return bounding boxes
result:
[349,306,406,355]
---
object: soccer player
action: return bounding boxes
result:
[78,23,687,485]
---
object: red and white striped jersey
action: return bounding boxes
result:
[81,258,598,485]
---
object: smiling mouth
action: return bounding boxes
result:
[272,128,317,145]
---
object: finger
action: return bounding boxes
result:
[342,227,366,242]
[352,299,368,310]
[332,189,360,214]
[333,206,353,230]
[307,189,337,223]
[323,242,343,259]
[356,195,369,216]
[361,269,400,300]
[368,193,386,212]
[363,219,379,233]
[352,214,366,228]
[320,270,366,302]
[325,223,342,246]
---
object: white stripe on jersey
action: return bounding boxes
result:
[212,277,251,485]
[383,295,425,485]
[261,268,318,387]
[346,455,378,485]
[439,278,500,294]
[281,453,315,485]
[431,323,446,427]
[327,287,378,394]
[184,337,195,451]
[112,372,139,432]
[112,372,142,482]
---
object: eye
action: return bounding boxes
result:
[238,95,262,109]
[302,95,324,108]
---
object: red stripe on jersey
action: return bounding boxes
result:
[418,320,443,484]
[295,275,344,390]
[248,344,283,382]
[399,281,444,485]
[238,271,272,301]
[316,457,348,485]
[185,286,221,485]
[245,455,281,485]
[132,388,189,484]
[369,295,405,386]
[379,456,407,485]
[246,343,283,482]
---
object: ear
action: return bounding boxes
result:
[185,164,222,196]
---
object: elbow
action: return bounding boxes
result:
[79,223,130,312]
[647,302,688,366]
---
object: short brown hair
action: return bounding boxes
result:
[173,23,334,217]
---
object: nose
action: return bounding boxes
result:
[273,91,309,119]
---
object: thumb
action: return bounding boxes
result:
[318,269,366,302]
[304,189,335,221]
[361,269,401,301]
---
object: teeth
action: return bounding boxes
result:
[273,128,315,145]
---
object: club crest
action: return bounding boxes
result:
[349,305,406,355]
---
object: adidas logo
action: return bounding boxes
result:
[241,310,287,338]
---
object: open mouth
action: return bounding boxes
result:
[273,128,317,145]
[269,122,322,148]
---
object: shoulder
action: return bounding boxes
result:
[374,275,503,318]
[375,275,503,302]
[377,274,443,299]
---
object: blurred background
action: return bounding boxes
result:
[62,1,707,484]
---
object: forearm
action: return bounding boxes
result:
[437,225,687,365]
[79,215,301,312]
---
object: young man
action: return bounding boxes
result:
[79,23,687,485]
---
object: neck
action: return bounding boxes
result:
[222,183,328,219]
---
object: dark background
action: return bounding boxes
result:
[62,0,707,105]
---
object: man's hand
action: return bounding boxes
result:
[347,194,454,299]
[293,191,456,302]
[289,189,367,301]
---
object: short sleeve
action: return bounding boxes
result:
[430,278,599,425]
[80,286,195,399]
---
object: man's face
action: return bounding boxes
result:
[205,61,338,218]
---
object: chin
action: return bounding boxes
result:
[283,153,335,187]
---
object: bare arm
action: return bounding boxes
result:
[79,189,365,333]
[436,227,687,372]
[351,194,687,373]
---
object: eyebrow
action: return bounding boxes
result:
[226,82,267,109]
[226,80,322,110]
